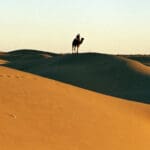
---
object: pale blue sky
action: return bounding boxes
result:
[0,0,150,54]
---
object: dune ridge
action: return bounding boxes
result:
[123,55,150,66]
[1,49,150,103]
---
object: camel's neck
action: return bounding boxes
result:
[80,39,84,44]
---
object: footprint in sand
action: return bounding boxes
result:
[0,74,38,80]
[7,113,17,119]
[15,75,23,79]
[0,74,10,78]
[0,74,25,79]
[6,75,11,78]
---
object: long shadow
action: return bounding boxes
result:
[1,49,150,104]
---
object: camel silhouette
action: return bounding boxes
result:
[72,34,84,54]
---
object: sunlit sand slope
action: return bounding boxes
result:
[0,65,149,150]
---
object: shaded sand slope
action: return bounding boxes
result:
[1,50,150,103]
[0,65,150,150]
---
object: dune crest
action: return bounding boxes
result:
[1,50,150,103]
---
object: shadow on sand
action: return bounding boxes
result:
[1,49,150,104]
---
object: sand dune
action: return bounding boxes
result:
[0,50,150,149]
[0,64,150,150]
[124,55,150,66]
[1,49,150,103]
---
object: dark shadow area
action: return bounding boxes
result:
[1,49,150,104]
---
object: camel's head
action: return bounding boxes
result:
[80,38,84,44]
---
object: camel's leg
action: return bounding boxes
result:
[77,46,79,54]
[75,47,77,55]
[72,46,74,54]
[72,46,76,54]
[75,47,77,54]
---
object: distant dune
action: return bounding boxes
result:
[1,49,150,103]
[0,49,150,150]
[123,55,150,66]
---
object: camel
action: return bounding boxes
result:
[72,34,84,54]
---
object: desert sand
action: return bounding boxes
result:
[0,50,150,150]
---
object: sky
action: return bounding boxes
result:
[0,0,150,54]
